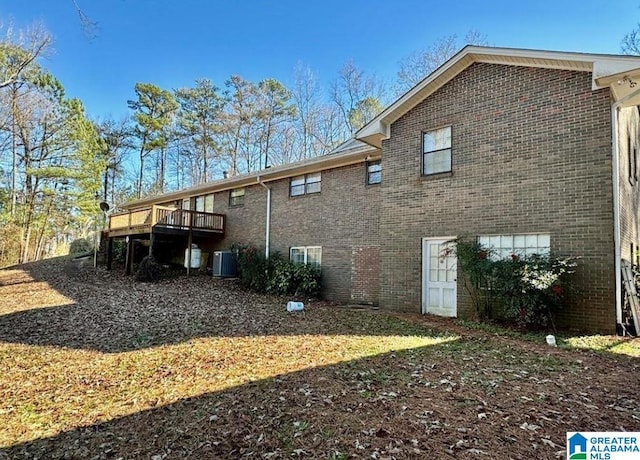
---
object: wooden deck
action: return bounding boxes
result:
[107,205,225,238]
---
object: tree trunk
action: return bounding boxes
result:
[160,146,165,192]
[202,144,208,183]
[138,149,144,198]
[10,84,18,217]
[103,168,109,202]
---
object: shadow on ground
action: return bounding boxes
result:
[2,338,637,460]
[0,258,442,353]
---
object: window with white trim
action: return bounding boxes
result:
[229,188,245,206]
[367,160,382,185]
[423,126,451,175]
[477,234,550,260]
[290,246,322,269]
[290,172,321,196]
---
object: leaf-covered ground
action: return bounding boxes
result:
[0,258,638,459]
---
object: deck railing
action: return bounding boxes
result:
[108,205,225,234]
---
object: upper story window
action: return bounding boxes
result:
[229,188,245,207]
[477,234,550,260]
[367,160,382,185]
[423,126,451,175]
[290,172,321,196]
[290,246,322,269]
[195,194,214,213]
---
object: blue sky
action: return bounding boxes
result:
[1,0,639,119]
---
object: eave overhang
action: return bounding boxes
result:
[121,141,380,210]
[356,45,640,148]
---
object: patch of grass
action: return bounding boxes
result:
[456,318,549,342]
[560,335,640,357]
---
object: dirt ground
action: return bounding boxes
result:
[0,258,638,459]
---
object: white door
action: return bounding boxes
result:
[422,238,457,317]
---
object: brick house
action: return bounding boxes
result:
[107,46,640,333]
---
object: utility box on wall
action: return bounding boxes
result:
[211,250,237,277]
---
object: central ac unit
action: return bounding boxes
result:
[211,250,237,277]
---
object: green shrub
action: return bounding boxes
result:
[266,256,321,297]
[113,240,127,263]
[453,238,578,330]
[232,243,269,291]
[69,238,94,255]
[135,255,164,282]
[232,243,321,298]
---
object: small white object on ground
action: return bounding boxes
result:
[286,301,304,312]
[546,334,557,347]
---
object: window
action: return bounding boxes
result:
[204,194,214,213]
[290,246,322,269]
[423,126,451,175]
[194,194,214,226]
[367,160,382,185]
[229,188,245,206]
[290,172,321,196]
[195,195,204,212]
[477,234,550,260]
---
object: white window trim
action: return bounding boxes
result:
[290,246,322,268]
[477,233,551,260]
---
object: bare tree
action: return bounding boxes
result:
[0,22,52,89]
[330,60,387,137]
[291,63,322,160]
[70,0,99,39]
[395,30,488,96]
[0,23,52,216]
[622,25,640,55]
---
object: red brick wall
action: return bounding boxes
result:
[210,163,381,304]
[380,62,615,332]
[351,246,380,305]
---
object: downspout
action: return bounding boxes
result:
[257,176,271,259]
[611,101,623,326]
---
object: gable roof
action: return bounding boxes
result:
[356,45,640,148]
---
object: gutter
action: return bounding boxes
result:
[257,176,271,259]
[121,146,379,211]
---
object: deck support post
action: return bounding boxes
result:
[107,237,113,270]
[149,232,154,258]
[186,214,193,277]
[125,236,134,275]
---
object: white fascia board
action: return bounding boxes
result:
[355,47,472,145]
[356,45,640,146]
[593,61,640,90]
